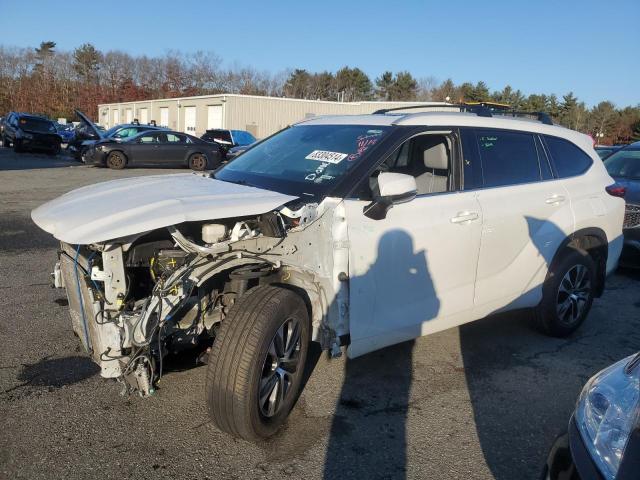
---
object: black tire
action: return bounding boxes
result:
[13,140,23,153]
[206,285,310,441]
[535,248,596,337]
[106,151,127,170]
[47,145,60,156]
[1,135,9,148]
[189,152,209,171]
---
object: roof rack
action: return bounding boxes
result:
[372,103,554,126]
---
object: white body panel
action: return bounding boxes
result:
[207,105,223,130]
[345,192,482,358]
[472,179,574,318]
[31,174,297,245]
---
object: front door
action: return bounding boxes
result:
[344,132,483,358]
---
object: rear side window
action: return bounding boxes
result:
[543,135,593,178]
[473,129,542,187]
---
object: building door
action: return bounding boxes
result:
[159,107,169,127]
[207,105,223,130]
[113,109,120,126]
[139,108,148,125]
[125,109,133,123]
[184,106,197,134]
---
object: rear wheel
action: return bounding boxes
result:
[535,248,596,337]
[206,285,310,441]
[106,151,127,170]
[189,153,208,171]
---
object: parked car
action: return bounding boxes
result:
[225,142,255,160]
[0,115,5,136]
[1,112,61,154]
[543,352,640,480]
[201,128,256,157]
[68,110,166,161]
[596,145,622,160]
[32,106,624,441]
[55,122,75,144]
[83,129,221,170]
[603,141,640,266]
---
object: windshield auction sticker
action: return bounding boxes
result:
[305,150,348,164]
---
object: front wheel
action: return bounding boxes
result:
[206,285,310,441]
[188,152,208,171]
[535,248,595,337]
[106,151,127,170]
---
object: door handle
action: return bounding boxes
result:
[450,211,479,224]
[545,194,566,205]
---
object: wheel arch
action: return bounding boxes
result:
[550,227,609,297]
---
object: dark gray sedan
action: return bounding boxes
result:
[84,130,221,171]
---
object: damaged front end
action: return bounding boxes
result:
[49,198,349,397]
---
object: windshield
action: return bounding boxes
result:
[604,148,640,179]
[104,126,121,137]
[19,117,55,133]
[215,124,390,197]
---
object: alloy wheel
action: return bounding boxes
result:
[258,317,302,418]
[556,264,591,326]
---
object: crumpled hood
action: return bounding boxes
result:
[32,173,298,245]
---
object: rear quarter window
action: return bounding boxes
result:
[543,135,593,178]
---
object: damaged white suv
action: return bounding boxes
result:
[32,106,624,441]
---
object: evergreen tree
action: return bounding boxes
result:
[375,71,394,100]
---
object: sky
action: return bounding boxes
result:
[0,0,638,107]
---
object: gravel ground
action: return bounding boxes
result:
[1,147,639,479]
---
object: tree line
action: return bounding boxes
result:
[1,41,638,144]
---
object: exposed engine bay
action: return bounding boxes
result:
[52,199,350,396]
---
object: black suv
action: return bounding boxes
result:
[1,112,61,155]
[201,129,256,158]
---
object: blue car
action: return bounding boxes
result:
[55,123,75,144]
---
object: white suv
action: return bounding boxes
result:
[32,106,624,441]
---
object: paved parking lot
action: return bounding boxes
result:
[1,147,639,480]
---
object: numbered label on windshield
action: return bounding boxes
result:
[305,150,348,164]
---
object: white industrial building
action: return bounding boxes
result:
[97,94,448,139]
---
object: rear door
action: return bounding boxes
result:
[159,133,189,166]
[461,128,574,317]
[130,132,162,165]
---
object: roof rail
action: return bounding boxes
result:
[372,103,554,125]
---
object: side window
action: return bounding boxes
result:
[138,134,158,144]
[474,129,542,188]
[543,135,593,178]
[380,134,452,196]
[166,133,185,143]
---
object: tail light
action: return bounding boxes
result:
[606,184,627,198]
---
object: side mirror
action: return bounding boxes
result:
[363,172,417,220]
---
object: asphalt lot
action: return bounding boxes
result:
[1,146,639,480]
